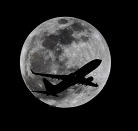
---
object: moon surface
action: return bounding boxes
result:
[20,17,111,108]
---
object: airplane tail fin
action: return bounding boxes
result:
[42,77,53,88]
[31,78,54,94]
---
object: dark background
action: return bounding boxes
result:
[1,1,133,126]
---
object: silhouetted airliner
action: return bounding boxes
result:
[31,59,102,96]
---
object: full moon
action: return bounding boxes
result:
[20,17,111,108]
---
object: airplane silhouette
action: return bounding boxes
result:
[31,59,102,97]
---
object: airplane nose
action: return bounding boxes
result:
[94,59,102,65]
[89,59,102,71]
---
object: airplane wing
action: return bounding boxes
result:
[31,69,69,80]
[81,81,98,87]
[32,90,47,93]
[38,73,68,80]
[76,76,98,87]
